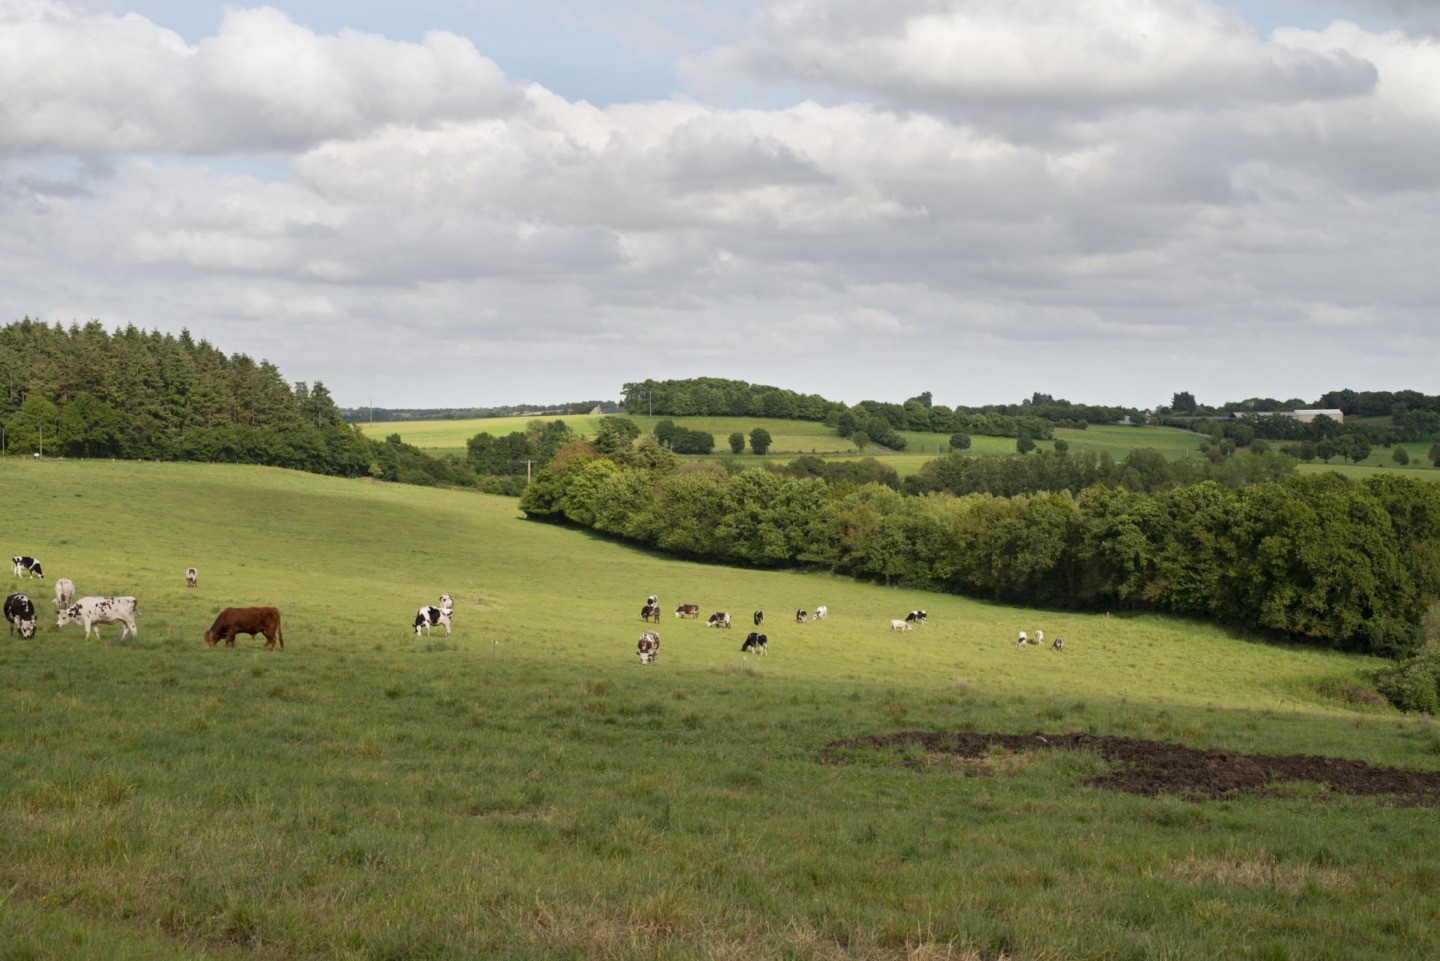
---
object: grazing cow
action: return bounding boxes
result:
[439,594,454,612]
[706,611,732,629]
[890,619,912,631]
[637,631,660,664]
[674,604,700,619]
[414,605,452,637]
[4,593,37,639]
[58,596,138,641]
[1017,630,1028,647]
[1034,629,1044,647]
[12,556,44,579]
[741,632,767,654]
[753,610,764,626]
[1052,636,1065,652]
[640,603,660,623]
[204,606,282,649]
[905,610,927,625]
[814,605,828,621]
[53,578,75,610]
[796,609,808,623]
[185,567,198,588]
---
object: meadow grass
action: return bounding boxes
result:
[2,459,1438,960]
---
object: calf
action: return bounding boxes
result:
[640,603,660,623]
[205,606,282,649]
[905,610,927,625]
[4,593,37,639]
[796,609,807,623]
[741,632,767,655]
[415,605,452,636]
[889,619,912,631]
[753,610,764,626]
[637,631,660,664]
[53,578,75,610]
[674,604,700,619]
[185,567,198,588]
[58,596,138,641]
[12,556,44,579]
[706,611,732,629]
[814,605,828,621]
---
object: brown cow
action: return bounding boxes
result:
[205,606,284,650]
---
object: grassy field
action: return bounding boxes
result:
[3,460,1438,959]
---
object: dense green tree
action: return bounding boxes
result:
[593,417,641,455]
[1394,446,1411,466]
[1171,391,1198,413]
[729,431,745,454]
[949,433,971,451]
[750,427,772,455]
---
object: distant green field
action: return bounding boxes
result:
[3,459,1438,959]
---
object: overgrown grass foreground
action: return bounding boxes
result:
[2,460,1438,960]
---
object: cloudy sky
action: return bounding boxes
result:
[2,1,1436,410]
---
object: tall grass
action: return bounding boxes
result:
[1,459,1437,960]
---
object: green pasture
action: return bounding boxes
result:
[3,460,1438,960]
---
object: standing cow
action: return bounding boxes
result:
[205,606,283,649]
[415,605,452,636]
[814,605,828,621]
[753,610,764,626]
[741,632,767,655]
[674,604,700,619]
[890,619,912,632]
[58,596,138,641]
[53,578,75,610]
[796,609,808,623]
[637,631,660,664]
[5,593,37,639]
[12,556,44,579]
[706,612,732,629]
[905,610,927,625]
[641,603,660,623]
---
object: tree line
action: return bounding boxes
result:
[520,437,1440,675]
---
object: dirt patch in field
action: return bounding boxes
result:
[821,731,1440,805]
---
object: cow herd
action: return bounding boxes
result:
[5,555,141,642]
[636,595,840,664]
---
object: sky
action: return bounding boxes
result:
[2,1,1437,411]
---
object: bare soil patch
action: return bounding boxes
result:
[821,731,1440,805]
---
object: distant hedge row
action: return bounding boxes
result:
[522,449,1440,655]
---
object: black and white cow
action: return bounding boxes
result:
[637,631,660,664]
[53,578,75,610]
[12,556,44,579]
[753,610,764,626]
[414,605,452,636]
[640,603,660,623]
[741,632,767,654]
[1016,630,1029,647]
[796,609,808,624]
[57,596,137,641]
[5,593,37,639]
[706,611,732,629]
[814,605,828,621]
[185,567,198,588]
[905,610,927,625]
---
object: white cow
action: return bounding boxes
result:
[53,578,75,610]
[889,619,912,631]
[814,605,828,620]
[1017,630,1029,647]
[57,596,138,641]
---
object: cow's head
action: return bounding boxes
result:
[17,618,35,639]
[204,629,218,647]
[55,605,77,628]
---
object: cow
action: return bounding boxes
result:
[5,593,37,639]
[1052,636,1065,652]
[706,612,732,629]
[1034,629,1045,647]
[1017,630,1029,647]
[640,603,660,623]
[53,578,75,610]
[185,567,198,588]
[204,606,282,649]
[890,619,912,631]
[796,609,808,623]
[905,610,927,625]
[741,632,767,654]
[415,605,452,636]
[814,605,828,621]
[674,604,700,619]
[12,556,44,579]
[637,631,660,664]
[58,596,138,641]
[753,610,764,626]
